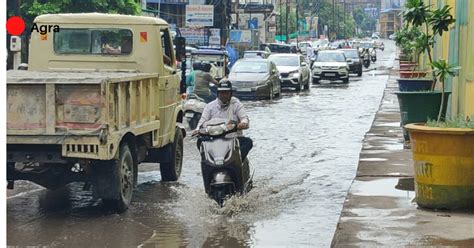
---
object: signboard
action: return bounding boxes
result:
[186,5,214,27]
[248,19,258,29]
[179,28,220,45]
[229,30,251,43]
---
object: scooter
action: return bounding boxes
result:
[184,83,217,130]
[363,53,371,68]
[184,94,207,130]
[370,49,377,63]
[195,118,253,206]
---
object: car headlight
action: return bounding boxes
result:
[289,72,300,78]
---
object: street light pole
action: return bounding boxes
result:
[296,0,299,46]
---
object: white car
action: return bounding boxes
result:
[268,53,311,91]
[312,50,349,84]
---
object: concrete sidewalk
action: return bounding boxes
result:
[331,61,474,246]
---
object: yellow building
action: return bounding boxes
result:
[421,0,474,117]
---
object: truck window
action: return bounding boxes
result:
[160,30,173,67]
[54,29,133,55]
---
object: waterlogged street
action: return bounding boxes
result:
[7,41,396,247]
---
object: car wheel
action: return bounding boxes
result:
[313,77,320,84]
[343,78,349,84]
[357,70,362,77]
[295,79,302,91]
[269,85,273,100]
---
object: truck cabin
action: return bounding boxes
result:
[28,13,185,74]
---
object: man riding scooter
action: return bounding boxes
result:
[192,80,254,205]
[193,80,253,161]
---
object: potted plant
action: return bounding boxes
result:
[395,0,456,142]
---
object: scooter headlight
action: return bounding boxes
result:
[207,124,226,136]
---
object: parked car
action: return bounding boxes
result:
[312,50,349,84]
[340,49,363,76]
[227,58,281,100]
[243,50,271,59]
[298,41,313,55]
[268,53,311,91]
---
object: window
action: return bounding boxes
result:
[54,29,133,55]
[160,30,173,67]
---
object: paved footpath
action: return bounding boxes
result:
[331,58,474,247]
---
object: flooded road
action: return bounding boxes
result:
[8,41,396,247]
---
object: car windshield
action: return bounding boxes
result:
[269,56,299,66]
[342,50,359,59]
[231,61,268,73]
[316,52,345,62]
[360,43,373,49]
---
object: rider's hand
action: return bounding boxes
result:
[191,129,200,137]
[237,122,249,130]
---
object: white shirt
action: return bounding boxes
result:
[197,97,249,136]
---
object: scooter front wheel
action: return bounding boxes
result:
[211,184,235,206]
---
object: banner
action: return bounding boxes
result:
[180,28,220,45]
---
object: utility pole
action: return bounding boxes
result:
[285,0,289,43]
[296,0,299,46]
[332,0,335,40]
[279,0,282,42]
[343,0,346,39]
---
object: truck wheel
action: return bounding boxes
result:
[357,70,362,77]
[343,78,349,84]
[160,127,183,181]
[103,143,134,213]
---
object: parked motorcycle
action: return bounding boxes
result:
[195,118,253,206]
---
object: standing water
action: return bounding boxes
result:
[7,41,396,247]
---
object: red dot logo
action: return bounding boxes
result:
[6,16,26,36]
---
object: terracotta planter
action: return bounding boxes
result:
[399,64,418,70]
[399,71,427,78]
[405,123,474,210]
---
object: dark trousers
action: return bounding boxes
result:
[197,136,253,161]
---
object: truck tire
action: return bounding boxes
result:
[103,143,134,213]
[160,127,183,181]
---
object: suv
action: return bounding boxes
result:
[312,50,349,84]
[340,49,362,76]
[268,53,311,91]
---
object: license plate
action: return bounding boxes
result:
[185,113,194,118]
[325,73,336,77]
[237,88,252,92]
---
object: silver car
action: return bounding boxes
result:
[268,53,311,91]
[312,50,349,84]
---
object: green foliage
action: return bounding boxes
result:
[431,59,460,84]
[427,115,474,128]
[402,0,430,27]
[429,5,456,36]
